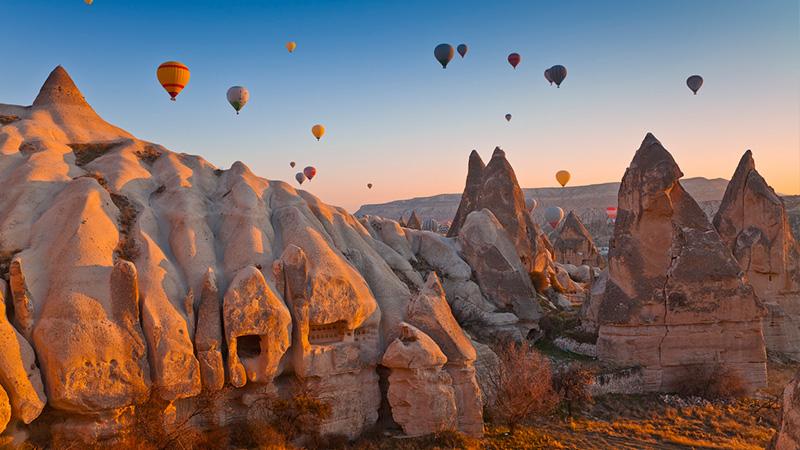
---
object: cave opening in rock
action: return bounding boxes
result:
[237,335,262,359]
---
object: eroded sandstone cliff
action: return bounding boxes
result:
[0,67,488,441]
[713,150,800,361]
[595,133,768,392]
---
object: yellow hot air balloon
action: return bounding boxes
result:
[555,170,571,187]
[311,124,325,141]
[286,41,297,53]
[157,61,190,101]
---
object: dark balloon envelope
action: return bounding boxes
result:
[303,166,317,180]
[544,68,553,85]
[507,53,521,69]
[434,44,455,68]
[457,44,468,58]
[505,114,512,122]
[686,75,703,95]
[549,65,567,87]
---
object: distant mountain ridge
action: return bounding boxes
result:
[356,177,733,246]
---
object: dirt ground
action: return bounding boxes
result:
[349,359,796,450]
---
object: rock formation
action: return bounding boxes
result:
[0,67,494,442]
[364,215,530,343]
[713,150,800,361]
[596,133,767,392]
[406,211,422,230]
[552,211,604,267]
[771,370,800,450]
[447,147,559,293]
[381,323,457,437]
[406,274,483,436]
[458,210,541,328]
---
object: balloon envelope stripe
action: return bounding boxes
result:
[158,64,189,71]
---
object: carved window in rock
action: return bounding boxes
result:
[308,320,349,345]
[237,335,262,359]
[354,326,376,342]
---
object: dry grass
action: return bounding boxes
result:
[68,142,120,166]
[134,144,162,164]
[0,114,20,125]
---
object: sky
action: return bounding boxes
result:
[2,0,798,212]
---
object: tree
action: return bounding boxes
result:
[553,365,593,417]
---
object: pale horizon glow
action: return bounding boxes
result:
[2,0,798,212]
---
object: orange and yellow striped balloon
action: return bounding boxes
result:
[157,61,190,101]
[286,41,297,53]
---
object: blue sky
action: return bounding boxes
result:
[2,0,798,211]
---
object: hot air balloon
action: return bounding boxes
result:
[544,206,564,229]
[286,41,297,53]
[606,207,618,223]
[434,44,455,69]
[526,198,538,213]
[367,183,373,189]
[85,0,93,4]
[549,65,567,87]
[303,166,317,180]
[686,75,703,95]
[295,172,306,185]
[544,69,553,85]
[457,44,468,58]
[157,61,190,101]
[507,53,521,69]
[226,86,249,115]
[505,114,512,122]
[290,161,296,168]
[311,124,325,141]
[555,170,571,187]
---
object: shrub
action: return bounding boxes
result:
[68,142,119,166]
[673,364,748,400]
[135,144,163,164]
[484,341,559,434]
[552,365,594,417]
[248,376,333,443]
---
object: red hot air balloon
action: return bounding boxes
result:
[303,166,317,180]
[507,53,521,69]
[606,207,618,223]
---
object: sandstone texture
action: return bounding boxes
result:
[713,150,800,361]
[771,370,800,450]
[447,147,559,293]
[0,66,487,441]
[553,211,604,268]
[381,323,457,437]
[596,133,767,392]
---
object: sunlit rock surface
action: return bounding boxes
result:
[771,370,800,450]
[381,323,457,437]
[596,134,767,392]
[0,66,486,441]
[713,150,800,361]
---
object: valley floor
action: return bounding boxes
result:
[346,360,796,450]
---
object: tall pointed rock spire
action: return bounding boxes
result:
[33,66,92,109]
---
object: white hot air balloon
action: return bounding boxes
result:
[226,86,250,115]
